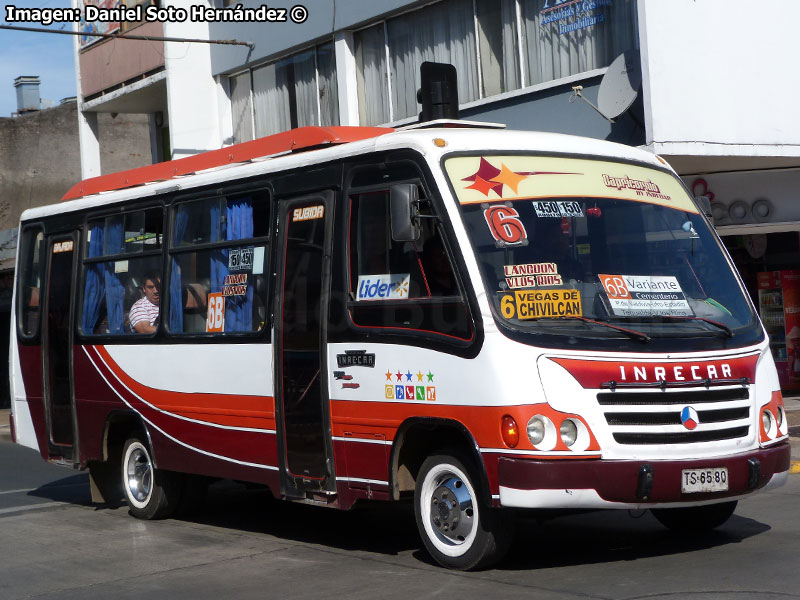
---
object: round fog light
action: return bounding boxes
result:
[560,419,578,447]
[527,416,545,446]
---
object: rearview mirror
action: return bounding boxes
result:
[390,183,420,242]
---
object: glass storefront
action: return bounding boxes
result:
[722,231,800,392]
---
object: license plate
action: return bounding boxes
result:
[681,467,729,493]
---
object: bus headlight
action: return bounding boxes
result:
[560,419,578,447]
[526,415,557,450]
[762,409,774,438]
[527,416,546,446]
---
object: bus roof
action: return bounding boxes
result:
[22,123,670,222]
[62,125,394,201]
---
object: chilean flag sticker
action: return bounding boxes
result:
[681,406,699,430]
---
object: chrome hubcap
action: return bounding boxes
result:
[126,446,152,502]
[429,475,474,544]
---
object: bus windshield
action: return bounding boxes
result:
[444,154,761,351]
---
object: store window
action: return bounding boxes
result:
[520,0,637,86]
[230,71,254,145]
[168,192,269,335]
[354,0,637,125]
[477,0,521,98]
[386,0,480,121]
[229,41,339,143]
[347,180,471,341]
[16,227,44,338]
[81,208,164,336]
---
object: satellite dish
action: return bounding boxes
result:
[597,50,642,120]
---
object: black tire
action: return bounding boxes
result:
[121,437,182,520]
[176,475,209,517]
[651,500,737,532]
[414,451,512,570]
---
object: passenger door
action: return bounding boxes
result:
[42,232,79,460]
[274,192,335,498]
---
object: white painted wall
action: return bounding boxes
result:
[682,168,800,231]
[163,0,222,158]
[639,0,800,157]
[71,0,101,178]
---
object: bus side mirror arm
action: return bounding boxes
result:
[390,183,421,242]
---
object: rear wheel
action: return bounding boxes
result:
[122,437,182,520]
[414,452,511,570]
[651,500,737,532]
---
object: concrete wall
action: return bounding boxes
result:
[0,103,152,232]
[639,0,800,156]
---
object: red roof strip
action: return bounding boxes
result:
[62,125,394,201]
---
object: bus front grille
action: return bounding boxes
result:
[596,387,752,446]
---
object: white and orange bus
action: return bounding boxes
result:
[9,121,790,569]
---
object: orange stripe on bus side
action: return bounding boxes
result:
[329,399,601,454]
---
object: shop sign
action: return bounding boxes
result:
[540,0,613,36]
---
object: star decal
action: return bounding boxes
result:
[462,157,580,198]
[417,371,424,382]
[395,371,403,382]
[462,158,504,197]
[492,163,528,194]
[385,370,392,381]
[405,371,414,382]
[427,371,434,382]
[465,175,501,197]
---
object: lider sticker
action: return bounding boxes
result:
[356,274,410,300]
[498,289,582,320]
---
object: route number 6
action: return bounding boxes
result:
[500,294,516,319]
[483,205,527,246]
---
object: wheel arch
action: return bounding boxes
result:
[389,417,488,503]
[101,410,156,467]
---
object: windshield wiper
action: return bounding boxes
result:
[609,315,733,338]
[654,315,733,337]
[530,316,650,343]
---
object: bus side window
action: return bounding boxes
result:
[17,227,44,338]
[167,192,269,335]
[347,189,472,341]
[349,190,459,299]
[81,209,163,336]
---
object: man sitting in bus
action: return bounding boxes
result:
[129,274,160,334]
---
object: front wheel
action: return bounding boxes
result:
[651,500,737,532]
[122,437,182,520]
[414,452,511,570]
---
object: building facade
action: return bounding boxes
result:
[0,79,150,407]
[71,0,800,390]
